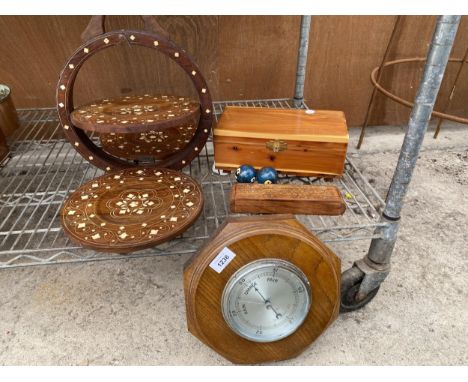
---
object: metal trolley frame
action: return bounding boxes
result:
[0,16,461,312]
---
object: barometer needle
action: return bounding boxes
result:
[266,304,282,319]
[253,285,282,319]
[253,285,269,304]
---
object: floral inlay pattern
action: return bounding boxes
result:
[108,190,162,217]
[100,122,197,160]
[70,95,200,130]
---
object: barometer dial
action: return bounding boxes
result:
[222,259,311,342]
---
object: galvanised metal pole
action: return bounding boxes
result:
[365,15,461,268]
[293,15,311,108]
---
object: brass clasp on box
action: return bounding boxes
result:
[266,140,288,153]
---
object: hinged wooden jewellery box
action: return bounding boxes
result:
[213,106,349,177]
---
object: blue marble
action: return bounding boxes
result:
[257,167,278,184]
[235,164,257,183]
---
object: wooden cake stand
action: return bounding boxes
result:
[56,16,213,171]
[61,167,203,253]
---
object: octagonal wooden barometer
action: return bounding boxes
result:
[184,215,341,364]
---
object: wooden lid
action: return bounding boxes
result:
[214,106,348,143]
[230,183,346,215]
[61,167,203,253]
[70,94,200,134]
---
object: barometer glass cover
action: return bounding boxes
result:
[221,258,311,342]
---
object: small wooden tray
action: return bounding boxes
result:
[71,95,200,134]
[230,183,346,215]
[61,167,203,253]
[99,121,197,160]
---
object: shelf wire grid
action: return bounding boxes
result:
[0,99,388,269]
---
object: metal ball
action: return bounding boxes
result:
[235,164,256,183]
[257,167,278,184]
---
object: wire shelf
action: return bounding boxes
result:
[0,99,388,269]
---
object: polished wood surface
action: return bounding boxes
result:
[230,184,346,215]
[71,95,200,133]
[61,167,203,253]
[214,138,347,177]
[214,107,348,177]
[214,107,348,143]
[0,88,19,138]
[0,128,9,163]
[184,215,341,364]
[57,27,213,171]
[1,16,467,127]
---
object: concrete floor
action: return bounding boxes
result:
[0,122,467,365]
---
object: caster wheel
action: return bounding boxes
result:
[340,267,379,313]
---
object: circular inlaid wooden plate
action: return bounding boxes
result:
[61,167,203,253]
[99,119,197,160]
[71,95,200,134]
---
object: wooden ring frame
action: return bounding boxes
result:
[56,29,213,171]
